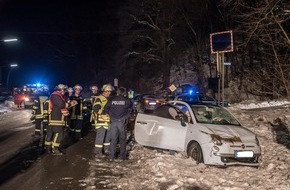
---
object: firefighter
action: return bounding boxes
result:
[89,85,99,128]
[90,85,99,105]
[31,86,50,137]
[64,87,74,101]
[45,84,77,155]
[92,83,114,158]
[69,84,87,141]
[105,87,132,162]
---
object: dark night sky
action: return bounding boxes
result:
[0,0,116,90]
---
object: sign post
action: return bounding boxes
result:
[210,30,233,106]
[114,78,118,89]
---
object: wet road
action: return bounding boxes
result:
[0,109,116,190]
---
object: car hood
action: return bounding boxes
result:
[200,124,256,142]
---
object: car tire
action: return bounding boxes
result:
[187,141,203,164]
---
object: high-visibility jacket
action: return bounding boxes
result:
[92,95,110,129]
[69,95,87,120]
[128,90,134,99]
[32,95,49,120]
[48,91,69,126]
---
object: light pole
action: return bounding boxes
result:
[0,37,18,88]
[6,64,18,90]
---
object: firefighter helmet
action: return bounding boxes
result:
[101,84,114,92]
[90,85,98,91]
[67,87,74,93]
[55,84,67,91]
[73,84,83,91]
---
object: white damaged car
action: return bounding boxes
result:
[134,101,261,167]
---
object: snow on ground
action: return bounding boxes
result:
[1,99,289,189]
[84,100,290,190]
[0,103,13,114]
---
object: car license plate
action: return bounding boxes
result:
[235,151,254,158]
[149,102,156,105]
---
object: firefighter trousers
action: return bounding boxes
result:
[45,125,64,150]
[109,120,127,160]
[70,119,83,140]
[34,118,42,136]
[95,126,110,155]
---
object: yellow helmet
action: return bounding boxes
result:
[55,84,67,91]
[74,84,83,91]
[101,84,114,92]
[67,87,74,93]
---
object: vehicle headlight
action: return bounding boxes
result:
[212,146,220,152]
[212,135,223,146]
[255,136,260,146]
[24,97,29,101]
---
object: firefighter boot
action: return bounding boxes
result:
[52,148,64,156]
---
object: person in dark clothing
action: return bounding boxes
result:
[69,84,87,141]
[105,87,132,161]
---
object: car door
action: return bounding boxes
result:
[135,104,188,151]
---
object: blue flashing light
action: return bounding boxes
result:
[36,83,41,87]
[187,86,197,95]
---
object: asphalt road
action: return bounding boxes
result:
[0,109,115,190]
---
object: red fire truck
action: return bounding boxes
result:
[13,84,48,108]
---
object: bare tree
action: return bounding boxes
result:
[221,0,290,99]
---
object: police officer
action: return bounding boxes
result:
[45,84,77,155]
[92,84,114,158]
[69,84,87,141]
[31,86,50,137]
[105,87,131,161]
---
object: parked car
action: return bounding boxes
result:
[0,90,11,102]
[171,93,230,107]
[133,94,163,113]
[134,100,261,167]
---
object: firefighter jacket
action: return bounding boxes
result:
[48,91,69,126]
[69,95,87,120]
[92,95,110,129]
[89,93,99,110]
[32,93,49,120]
[105,95,132,122]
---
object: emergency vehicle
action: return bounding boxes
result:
[13,83,49,108]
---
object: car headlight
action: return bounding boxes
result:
[212,135,223,146]
[212,146,220,152]
[24,97,29,101]
[255,136,260,146]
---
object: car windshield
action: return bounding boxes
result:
[191,105,240,125]
[143,94,158,99]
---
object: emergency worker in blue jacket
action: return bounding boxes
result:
[105,87,132,161]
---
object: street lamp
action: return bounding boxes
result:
[0,37,19,87]
[6,64,18,90]
[3,38,18,43]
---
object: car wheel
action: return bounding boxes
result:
[187,141,203,164]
